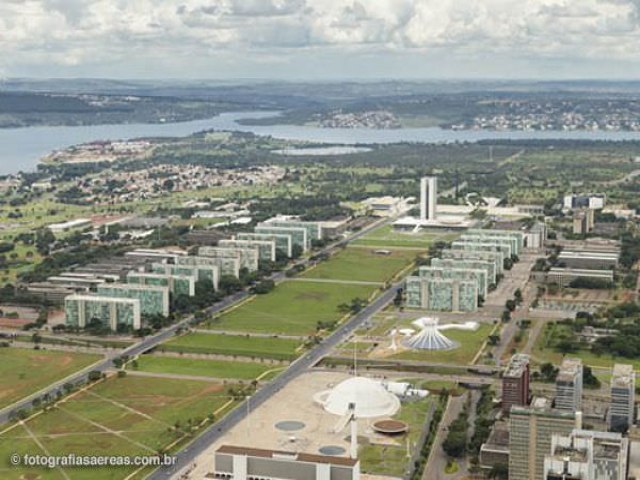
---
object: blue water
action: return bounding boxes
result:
[3,111,640,175]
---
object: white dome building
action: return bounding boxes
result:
[314,377,401,418]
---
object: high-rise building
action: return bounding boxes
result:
[609,364,635,431]
[127,272,196,297]
[420,176,437,221]
[555,358,583,412]
[198,246,259,272]
[466,229,525,255]
[151,263,220,290]
[219,239,277,262]
[442,248,504,274]
[509,402,577,480]
[405,276,477,312]
[544,429,628,480]
[237,232,293,258]
[176,255,239,279]
[96,283,170,317]
[255,225,309,252]
[65,294,141,331]
[573,208,595,235]
[502,354,531,414]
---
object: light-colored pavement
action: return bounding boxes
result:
[422,394,466,480]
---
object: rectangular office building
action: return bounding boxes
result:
[213,445,360,480]
[544,429,628,480]
[65,294,141,330]
[260,219,322,242]
[555,357,583,413]
[450,241,509,264]
[502,354,530,414]
[419,266,487,299]
[220,239,276,262]
[430,258,494,293]
[198,246,259,272]
[237,232,293,258]
[405,276,477,312]
[441,248,504,275]
[557,250,619,270]
[96,283,170,317]
[255,225,308,252]
[127,272,196,297]
[466,229,525,254]
[176,255,239,279]
[610,364,635,431]
[458,236,515,258]
[152,263,219,290]
[509,404,577,480]
[547,268,614,288]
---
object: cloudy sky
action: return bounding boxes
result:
[2,0,640,79]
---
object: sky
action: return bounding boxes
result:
[2,0,640,80]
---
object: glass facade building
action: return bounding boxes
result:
[65,294,141,330]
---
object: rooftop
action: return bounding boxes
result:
[557,358,582,383]
[216,445,358,467]
[504,354,530,378]
[612,364,635,388]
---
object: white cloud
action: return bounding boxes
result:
[1,0,640,77]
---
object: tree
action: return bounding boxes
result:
[442,431,467,458]
[540,362,558,382]
[253,279,275,295]
[219,275,242,295]
[162,179,175,191]
[583,365,601,389]
[488,463,508,480]
[505,299,516,312]
[556,339,578,355]
[514,288,523,304]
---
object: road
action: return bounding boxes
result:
[0,289,249,424]
[0,216,389,426]
[422,394,466,480]
[149,278,403,479]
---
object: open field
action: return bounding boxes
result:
[359,396,434,477]
[0,348,101,411]
[302,247,418,283]
[132,355,275,380]
[350,224,458,249]
[532,322,640,370]
[161,333,301,361]
[0,375,240,480]
[207,281,376,335]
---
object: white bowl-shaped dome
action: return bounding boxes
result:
[318,377,401,418]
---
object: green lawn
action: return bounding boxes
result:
[0,375,240,480]
[351,224,458,249]
[132,355,275,380]
[533,322,640,370]
[360,396,434,477]
[0,348,101,411]
[207,281,376,335]
[389,323,494,365]
[161,333,301,361]
[302,247,418,283]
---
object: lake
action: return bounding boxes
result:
[3,110,640,175]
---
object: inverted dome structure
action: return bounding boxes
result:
[403,317,458,351]
[314,377,401,418]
